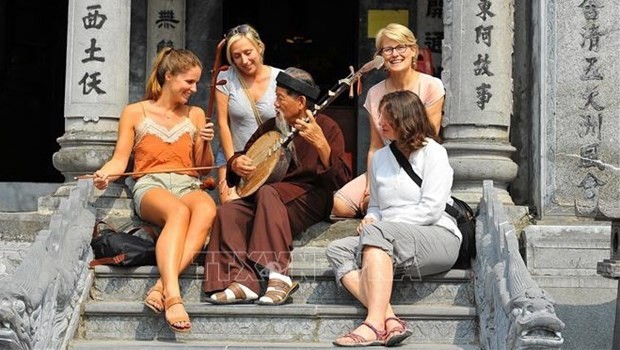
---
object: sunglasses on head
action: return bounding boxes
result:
[226,24,258,40]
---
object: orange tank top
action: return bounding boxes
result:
[132,103,198,178]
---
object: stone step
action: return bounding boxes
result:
[0,211,51,242]
[90,246,474,306]
[76,302,478,345]
[91,264,473,306]
[70,339,481,349]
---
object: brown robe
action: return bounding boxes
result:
[203,114,352,294]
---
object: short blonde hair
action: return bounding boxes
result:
[375,23,419,69]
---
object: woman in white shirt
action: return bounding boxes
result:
[326,90,461,347]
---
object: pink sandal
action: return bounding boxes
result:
[385,316,413,346]
[333,321,386,347]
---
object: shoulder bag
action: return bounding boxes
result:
[89,220,158,267]
[389,142,477,269]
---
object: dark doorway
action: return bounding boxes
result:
[0,1,67,183]
[223,1,359,170]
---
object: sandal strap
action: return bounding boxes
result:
[227,282,248,299]
[262,279,297,303]
[343,332,366,343]
[362,321,387,340]
[165,296,183,309]
[211,282,250,302]
[267,278,291,290]
[385,316,406,332]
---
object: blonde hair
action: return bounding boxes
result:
[225,24,265,66]
[375,23,419,69]
[144,47,203,100]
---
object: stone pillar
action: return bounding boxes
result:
[441,0,518,205]
[146,0,185,73]
[536,0,620,217]
[53,0,131,183]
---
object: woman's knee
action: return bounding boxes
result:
[326,237,357,265]
[170,204,191,222]
[331,197,351,217]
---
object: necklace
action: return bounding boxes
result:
[154,102,177,119]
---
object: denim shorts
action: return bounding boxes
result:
[130,173,202,216]
[215,146,226,166]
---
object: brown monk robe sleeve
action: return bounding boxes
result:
[227,115,352,204]
[310,114,352,192]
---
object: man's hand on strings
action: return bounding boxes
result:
[295,110,327,150]
[232,155,256,177]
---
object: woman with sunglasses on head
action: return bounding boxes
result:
[215,24,283,204]
[332,23,445,219]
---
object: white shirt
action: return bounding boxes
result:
[366,138,462,241]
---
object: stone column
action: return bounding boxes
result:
[538,0,620,218]
[146,0,185,73]
[53,0,131,184]
[441,0,518,205]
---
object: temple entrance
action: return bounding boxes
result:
[0,1,67,182]
[223,0,360,172]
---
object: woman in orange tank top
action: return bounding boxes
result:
[92,47,217,333]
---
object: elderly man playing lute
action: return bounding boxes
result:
[202,67,352,305]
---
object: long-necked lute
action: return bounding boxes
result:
[235,56,385,198]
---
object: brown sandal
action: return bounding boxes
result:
[206,282,257,305]
[164,296,191,333]
[256,279,299,306]
[333,321,387,347]
[385,316,412,347]
[144,285,164,314]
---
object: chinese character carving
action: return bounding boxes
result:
[578,172,605,199]
[580,85,605,111]
[82,5,107,30]
[476,83,492,110]
[156,10,180,29]
[475,25,494,47]
[426,0,443,18]
[157,40,175,53]
[578,114,602,140]
[580,57,603,81]
[581,23,604,52]
[78,72,106,95]
[81,38,105,63]
[476,0,495,21]
[473,54,494,76]
[424,31,443,53]
[579,143,605,170]
[578,0,603,21]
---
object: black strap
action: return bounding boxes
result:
[388,142,460,220]
[389,142,422,186]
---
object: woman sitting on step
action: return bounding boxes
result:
[92,48,217,333]
[326,91,461,347]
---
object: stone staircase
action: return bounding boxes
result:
[68,242,480,349]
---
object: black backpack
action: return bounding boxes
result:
[90,221,158,267]
[389,142,477,269]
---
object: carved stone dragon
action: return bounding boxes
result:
[0,181,95,350]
